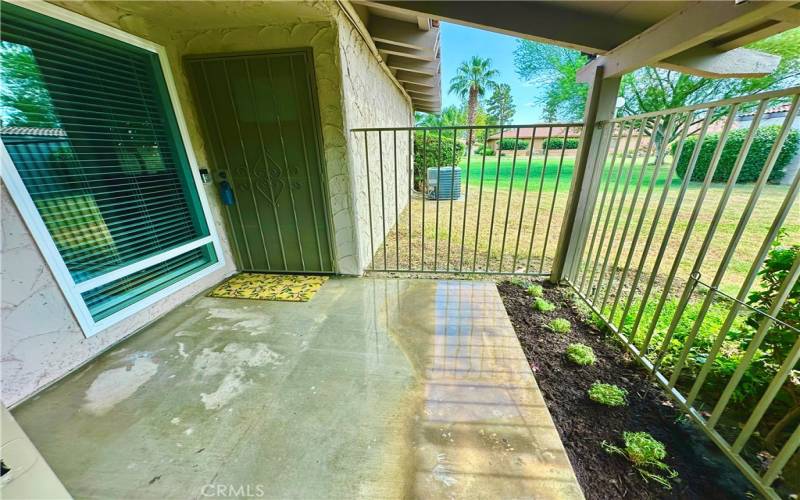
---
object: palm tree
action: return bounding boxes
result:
[448,56,498,143]
[415,105,465,128]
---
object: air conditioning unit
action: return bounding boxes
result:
[426,166,461,200]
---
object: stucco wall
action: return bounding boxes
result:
[1,0,411,406]
[335,16,413,269]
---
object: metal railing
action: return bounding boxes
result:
[351,86,800,497]
[351,123,583,276]
[568,86,800,498]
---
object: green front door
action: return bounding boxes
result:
[186,50,334,273]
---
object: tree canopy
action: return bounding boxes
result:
[486,83,516,125]
[1,42,59,128]
[513,42,587,122]
[513,28,800,126]
[448,56,498,132]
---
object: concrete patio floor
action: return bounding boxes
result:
[12,277,582,499]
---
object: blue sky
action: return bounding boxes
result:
[439,22,544,124]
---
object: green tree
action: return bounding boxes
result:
[1,42,59,127]
[513,27,800,130]
[415,105,465,128]
[448,56,498,144]
[513,42,587,122]
[486,83,516,124]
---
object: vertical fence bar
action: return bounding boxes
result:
[512,128,537,272]
[446,130,457,271]
[733,324,800,453]
[708,251,800,428]
[578,121,626,291]
[498,127,522,273]
[620,112,692,340]
[651,104,750,378]
[687,98,800,404]
[600,115,667,312]
[421,129,427,271]
[541,127,570,273]
[485,128,505,272]
[393,130,400,269]
[408,129,413,271]
[584,122,636,295]
[378,131,387,271]
[472,128,490,272]
[679,97,798,401]
[764,425,800,486]
[592,119,648,304]
[364,131,375,270]
[525,126,553,273]
[434,129,442,271]
[623,110,713,346]
[458,128,475,272]
[610,115,678,321]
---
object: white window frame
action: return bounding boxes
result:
[0,0,225,337]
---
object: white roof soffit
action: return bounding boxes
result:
[364,1,799,83]
[353,1,441,112]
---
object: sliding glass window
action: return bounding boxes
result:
[1,3,219,328]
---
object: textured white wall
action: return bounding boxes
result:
[335,18,414,270]
[1,0,411,406]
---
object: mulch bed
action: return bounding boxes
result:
[497,280,755,499]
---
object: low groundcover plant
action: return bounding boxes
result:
[602,431,678,489]
[533,297,556,312]
[588,382,627,406]
[508,277,530,289]
[548,317,571,334]
[527,284,544,298]
[566,343,595,365]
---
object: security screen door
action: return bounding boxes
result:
[186,50,334,273]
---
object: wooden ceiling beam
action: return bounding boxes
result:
[577,1,796,82]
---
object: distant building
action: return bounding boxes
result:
[486,126,581,155]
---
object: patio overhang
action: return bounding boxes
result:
[361,1,799,81]
[349,1,442,113]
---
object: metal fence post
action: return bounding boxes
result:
[550,66,621,283]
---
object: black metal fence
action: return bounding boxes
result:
[351,123,583,275]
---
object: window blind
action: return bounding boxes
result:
[1,3,217,324]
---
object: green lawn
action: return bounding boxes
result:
[457,154,680,193]
[378,152,799,296]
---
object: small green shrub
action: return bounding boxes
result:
[602,432,678,489]
[542,137,580,150]
[588,382,627,406]
[673,126,800,184]
[533,297,556,312]
[607,295,759,403]
[566,343,595,366]
[743,231,800,446]
[527,284,544,298]
[548,318,571,334]
[413,132,465,185]
[474,146,495,156]
[508,277,530,288]
[498,137,530,150]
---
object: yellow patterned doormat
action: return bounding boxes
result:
[208,273,328,302]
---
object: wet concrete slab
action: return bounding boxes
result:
[12,278,583,499]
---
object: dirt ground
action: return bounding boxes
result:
[370,182,798,296]
[497,280,757,499]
